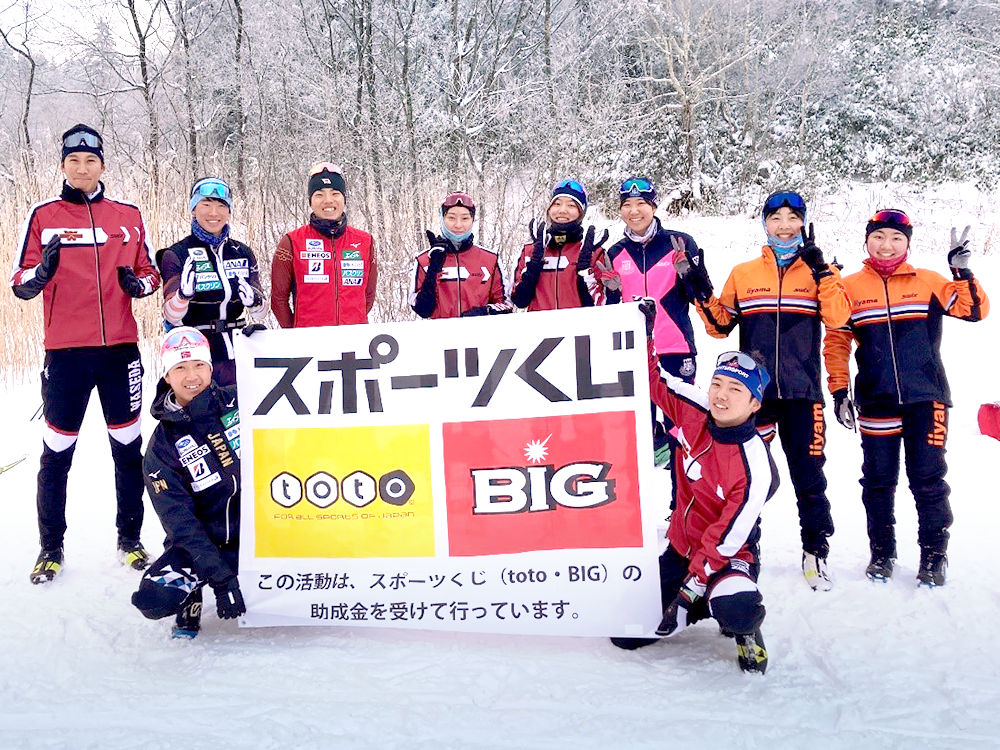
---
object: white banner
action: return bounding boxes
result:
[236,304,662,636]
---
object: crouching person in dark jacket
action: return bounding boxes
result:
[612,300,779,674]
[132,326,244,638]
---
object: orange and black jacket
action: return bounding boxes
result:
[824,260,989,408]
[695,246,850,401]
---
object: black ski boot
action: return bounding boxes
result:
[735,629,768,674]
[30,547,64,585]
[172,588,203,639]
[117,538,150,571]
[865,552,895,582]
[917,550,947,587]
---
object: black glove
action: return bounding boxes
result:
[36,235,62,284]
[948,225,973,279]
[833,389,856,430]
[461,303,512,317]
[117,266,152,298]
[425,230,449,273]
[242,322,267,337]
[528,219,547,264]
[636,296,656,338]
[655,577,707,637]
[213,577,246,619]
[672,236,713,302]
[799,223,831,282]
[576,225,609,274]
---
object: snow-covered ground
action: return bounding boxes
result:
[2,185,999,749]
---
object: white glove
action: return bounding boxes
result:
[238,276,262,308]
[178,255,196,300]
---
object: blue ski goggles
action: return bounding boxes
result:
[762,191,806,217]
[190,178,232,211]
[554,178,586,194]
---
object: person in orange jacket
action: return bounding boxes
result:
[679,191,850,591]
[823,210,989,587]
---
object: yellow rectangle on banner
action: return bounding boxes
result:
[253,425,434,558]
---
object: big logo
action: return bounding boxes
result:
[443,411,641,556]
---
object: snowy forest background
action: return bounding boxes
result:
[1,0,1000,373]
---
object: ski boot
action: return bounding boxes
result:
[802,552,833,591]
[172,588,203,639]
[917,550,947,588]
[865,552,895,582]
[118,538,150,571]
[735,629,768,674]
[30,547,64,585]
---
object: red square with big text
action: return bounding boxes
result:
[442,411,642,557]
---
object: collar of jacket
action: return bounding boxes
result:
[446,235,475,254]
[708,414,758,444]
[61,181,105,205]
[862,258,916,278]
[624,216,662,247]
[758,244,807,271]
[309,212,348,239]
[151,378,224,423]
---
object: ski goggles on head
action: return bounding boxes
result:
[190,178,232,210]
[762,191,806,217]
[309,161,342,176]
[63,131,102,150]
[619,177,657,206]
[442,192,475,214]
[866,208,913,239]
[713,350,770,401]
[716,350,759,371]
[554,179,585,194]
[868,209,911,227]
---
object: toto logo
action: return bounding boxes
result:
[271,469,415,509]
[470,461,616,515]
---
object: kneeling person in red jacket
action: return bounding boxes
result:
[612,302,779,674]
[132,327,244,638]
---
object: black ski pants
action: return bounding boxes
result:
[756,398,833,558]
[37,344,145,550]
[611,545,764,650]
[132,545,239,620]
[858,401,952,556]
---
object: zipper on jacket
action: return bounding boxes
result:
[457,253,463,316]
[85,198,107,346]
[774,266,785,399]
[225,475,237,544]
[881,276,904,404]
[555,245,563,309]
[213,240,233,320]
[332,234,341,325]
[680,441,713,558]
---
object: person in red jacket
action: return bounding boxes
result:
[510,179,608,310]
[409,192,512,319]
[824,210,989,587]
[10,124,161,583]
[270,163,378,327]
[612,301,779,674]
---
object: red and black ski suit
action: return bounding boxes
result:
[509,233,603,310]
[617,343,779,648]
[824,259,989,557]
[10,181,160,551]
[409,236,512,319]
